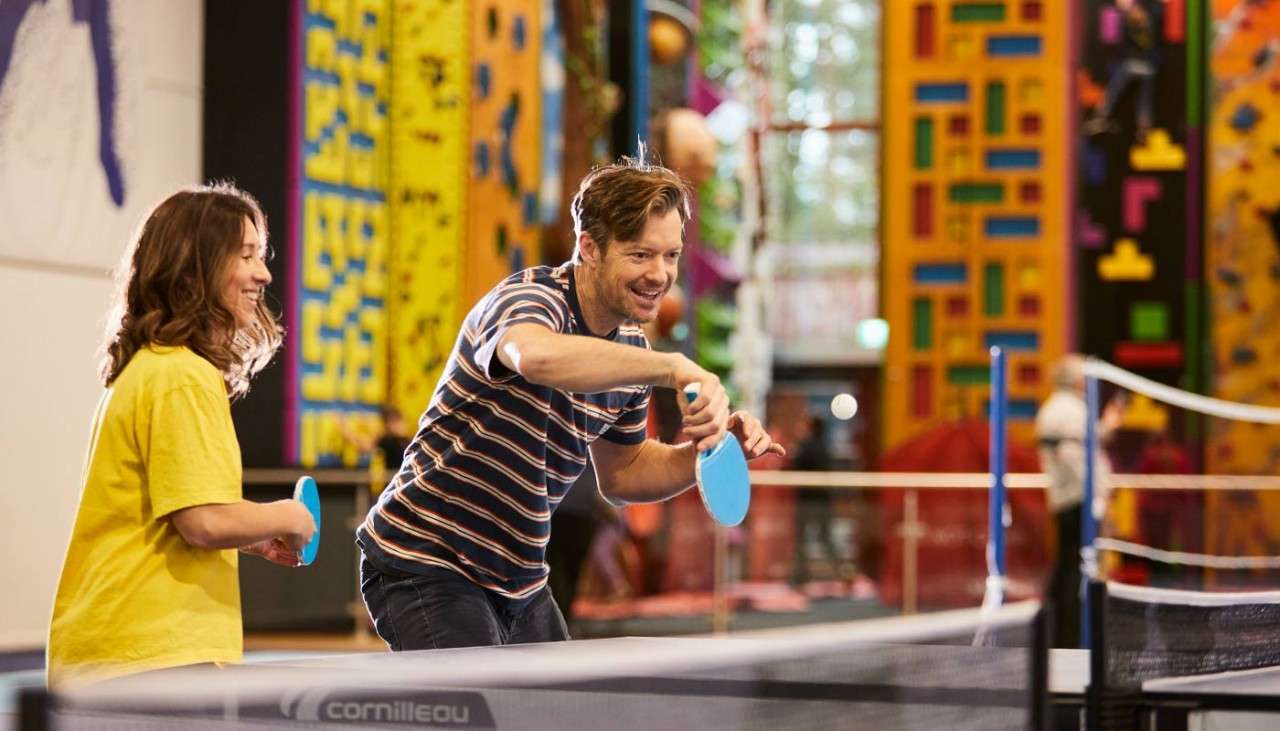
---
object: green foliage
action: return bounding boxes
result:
[697,0,744,85]
[692,0,745,378]
[697,176,740,254]
[694,294,737,379]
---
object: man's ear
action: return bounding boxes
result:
[577,233,599,265]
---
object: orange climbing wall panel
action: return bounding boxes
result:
[464,1,543,306]
[1205,1,1280,570]
[884,1,1068,448]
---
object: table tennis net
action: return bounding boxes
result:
[27,601,1046,731]
[1100,581,1280,690]
[1081,358,1280,590]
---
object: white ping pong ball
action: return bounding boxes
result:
[831,393,858,420]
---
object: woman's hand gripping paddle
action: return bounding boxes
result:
[293,475,322,566]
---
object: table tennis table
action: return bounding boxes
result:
[21,633,1280,729]
[23,631,1044,730]
[238,636,1042,730]
[1050,647,1280,729]
[252,642,1280,727]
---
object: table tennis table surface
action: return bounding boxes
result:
[33,637,1280,730]
[267,639,1280,698]
[1049,646,1280,729]
[1051,646,1280,701]
[272,639,1280,727]
[267,639,1280,728]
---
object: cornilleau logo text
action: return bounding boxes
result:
[323,699,471,724]
[273,688,495,727]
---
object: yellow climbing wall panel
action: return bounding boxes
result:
[386,0,470,423]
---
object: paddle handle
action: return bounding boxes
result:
[682,384,700,404]
[683,385,715,456]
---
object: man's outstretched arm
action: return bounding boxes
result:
[589,411,785,505]
[497,322,730,451]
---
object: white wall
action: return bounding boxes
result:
[0,266,113,648]
[0,0,203,649]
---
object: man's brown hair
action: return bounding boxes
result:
[570,154,693,260]
[99,183,282,397]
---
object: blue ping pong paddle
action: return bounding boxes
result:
[293,475,321,566]
[684,385,751,526]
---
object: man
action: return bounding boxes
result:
[1082,0,1163,138]
[791,415,839,586]
[356,158,783,650]
[339,406,411,471]
[1035,354,1121,648]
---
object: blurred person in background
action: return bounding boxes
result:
[1035,354,1122,647]
[791,415,841,588]
[340,405,413,473]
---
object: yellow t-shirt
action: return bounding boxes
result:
[48,345,244,688]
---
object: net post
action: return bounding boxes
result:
[18,687,52,731]
[1080,369,1100,648]
[1085,580,1106,731]
[1030,605,1049,731]
[988,347,1008,589]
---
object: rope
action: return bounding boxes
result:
[1094,537,1280,570]
[1083,359,1280,424]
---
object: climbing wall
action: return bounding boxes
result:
[1205,1,1280,570]
[1076,0,1199,426]
[465,2,543,305]
[885,0,1068,448]
[1073,0,1206,565]
[386,0,470,424]
[292,0,391,467]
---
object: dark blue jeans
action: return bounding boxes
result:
[360,554,570,650]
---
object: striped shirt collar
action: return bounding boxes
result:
[565,263,620,340]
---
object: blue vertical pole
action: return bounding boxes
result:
[1081,371,1100,648]
[630,0,650,153]
[989,347,1008,584]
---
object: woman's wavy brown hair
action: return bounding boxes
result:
[99,183,283,398]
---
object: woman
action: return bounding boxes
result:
[47,184,315,688]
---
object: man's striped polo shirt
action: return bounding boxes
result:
[357,263,651,601]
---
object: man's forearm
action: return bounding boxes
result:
[503,327,678,393]
[598,439,699,504]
